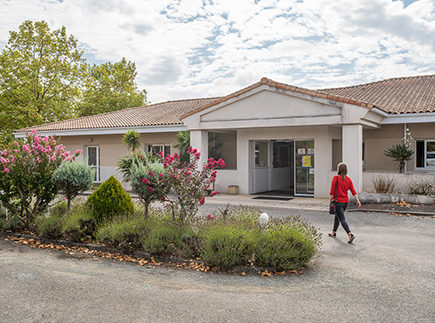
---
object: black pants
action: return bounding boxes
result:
[333,202,351,234]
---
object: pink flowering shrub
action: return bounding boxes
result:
[130,162,169,216]
[0,130,80,226]
[162,146,225,223]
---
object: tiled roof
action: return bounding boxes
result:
[181,77,376,119]
[318,74,435,114]
[14,74,435,133]
[15,98,221,132]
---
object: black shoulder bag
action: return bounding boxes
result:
[329,175,338,214]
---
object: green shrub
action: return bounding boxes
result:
[130,162,169,216]
[96,214,151,248]
[62,204,96,242]
[0,131,81,227]
[142,218,190,256]
[35,200,68,239]
[86,176,134,224]
[199,218,257,268]
[36,213,64,239]
[117,150,148,183]
[255,216,322,271]
[179,231,201,258]
[52,161,95,209]
[408,181,435,196]
[0,210,23,232]
[372,175,395,194]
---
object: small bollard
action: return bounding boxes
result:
[259,213,269,226]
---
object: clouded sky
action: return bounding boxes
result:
[0,0,434,103]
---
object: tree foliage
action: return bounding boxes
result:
[122,129,142,152]
[0,20,147,134]
[0,20,87,133]
[52,161,95,209]
[78,58,147,117]
[0,130,80,226]
[130,162,169,216]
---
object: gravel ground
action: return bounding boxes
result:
[1,208,435,323]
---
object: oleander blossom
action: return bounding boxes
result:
[0,130,70,223]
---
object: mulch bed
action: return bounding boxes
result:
[0,231,302,277]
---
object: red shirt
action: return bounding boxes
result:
[329,175,357,203]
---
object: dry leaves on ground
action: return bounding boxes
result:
[3,235,305,276]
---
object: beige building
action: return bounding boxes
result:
[15,75,435,198]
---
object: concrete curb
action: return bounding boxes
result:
[348,208,435,216]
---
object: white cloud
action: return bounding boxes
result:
[0,0,434,102]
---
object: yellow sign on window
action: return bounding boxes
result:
[302,156,311,167]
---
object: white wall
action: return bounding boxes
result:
[363,171,435,193]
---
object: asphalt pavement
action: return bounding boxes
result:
[1,196,435,322]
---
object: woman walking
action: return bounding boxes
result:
[329,162,361,243]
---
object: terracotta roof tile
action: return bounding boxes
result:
[181,77,374,119]
[318,74,435,114]
[15,98,221,132]
[15,74,435,133]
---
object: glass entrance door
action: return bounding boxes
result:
[295,140,314,196]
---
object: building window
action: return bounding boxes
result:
[255,142,268,167]
[416,140,435,169]
[87,146,100,182]
[146,144,171,157]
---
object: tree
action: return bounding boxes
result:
[122,129,142,151]
[52,161,95,209]
[78,58,147,117]
[130,162,169,217]
[0,20,87,133]
[162,147,225,223]
[0,130,80,226]
[0,20,148,135]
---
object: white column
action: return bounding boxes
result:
[342,125,363,193]
[190,130,208,170]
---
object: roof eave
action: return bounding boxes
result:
[13,124,188,138]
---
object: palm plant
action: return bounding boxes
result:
[118,130,147,182]
[173,131,190,164]
[122,130,141,151]
[384,144,414,173]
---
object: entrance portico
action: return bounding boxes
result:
[183,78,382,198]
